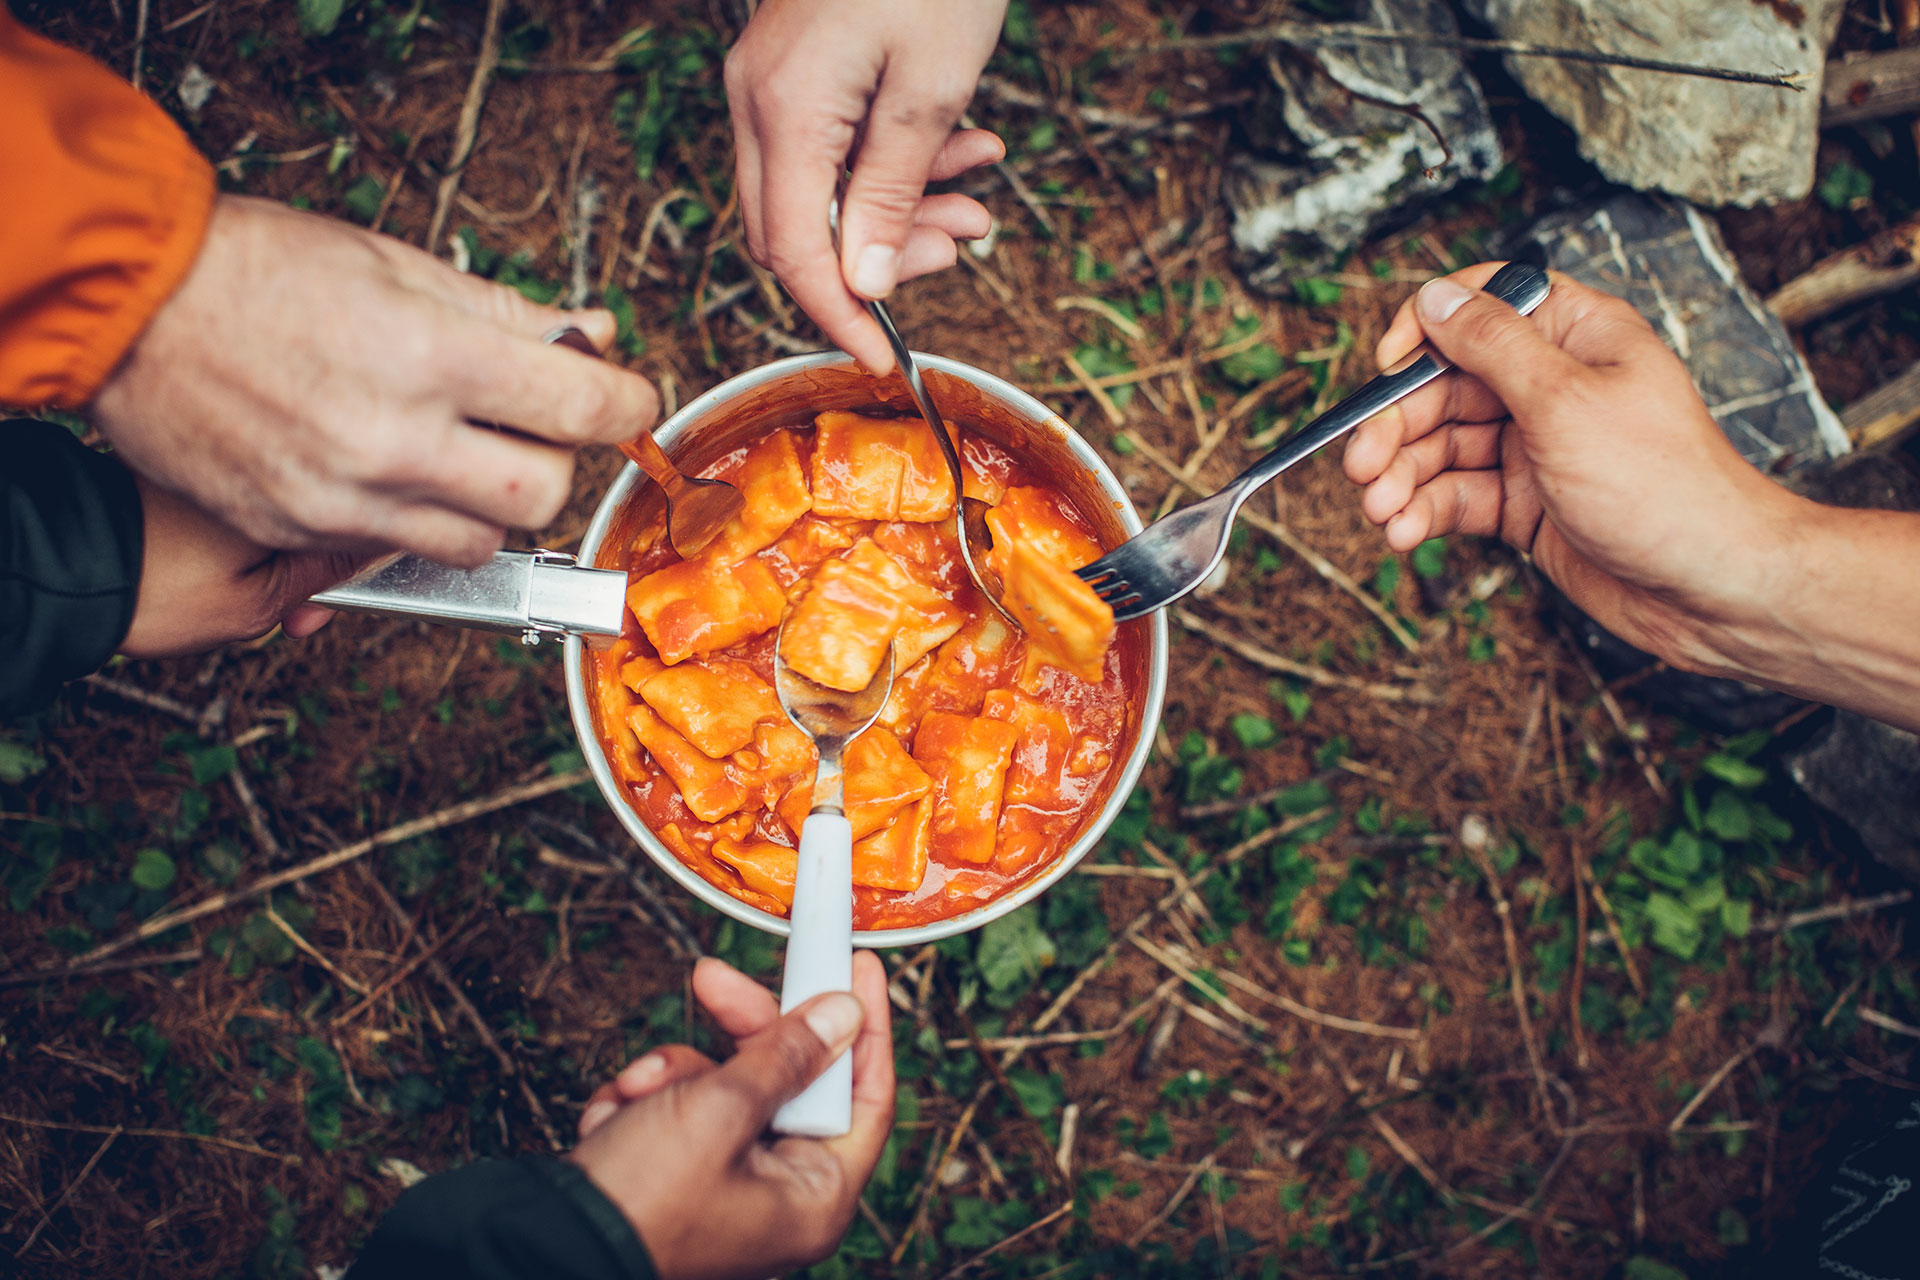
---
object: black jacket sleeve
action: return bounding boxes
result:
[346,1155,658,1280]
[1,418,143,717]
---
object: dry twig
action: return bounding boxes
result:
[426,0,507,255]
[69,769,592,969]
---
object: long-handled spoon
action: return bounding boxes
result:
[768,628,895,1137]
[826,202,1016,627]
[544,326,744,560]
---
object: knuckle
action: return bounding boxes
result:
[555,377,615,440]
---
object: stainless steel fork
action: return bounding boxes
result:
[1075,262,1552,620]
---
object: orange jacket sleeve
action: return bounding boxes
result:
[0,10,215,410]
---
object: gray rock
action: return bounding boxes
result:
[1461,0,1844,208]
[1518,191,1850,474]
[1513,191,1849,732]
[1787,710,1920,887]
[1783,450,1920,886]
[1226,0,1501,291]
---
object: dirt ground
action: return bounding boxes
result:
[4,2,1919,1277]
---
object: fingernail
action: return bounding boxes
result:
[851,244,900,299]
[803,993,864,1050]
[1416,278,1473,324]
[579,1098,617,1135]
[617,1053,667,1093]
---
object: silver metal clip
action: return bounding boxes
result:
[310,549,628,644]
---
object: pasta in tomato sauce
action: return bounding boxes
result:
[588,410,1139,931]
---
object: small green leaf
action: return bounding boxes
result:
[1345,1145,1371,1180]
[1279,1181,1308,1212]
[1230,713,1279,750]
[1702,754,1767,788]
[1373,556,1401,600]
[0,739,47,783]
[1721,899,1753,938]
[974,907,1056,996]
[1702,789,1752,841]
[297,0,349,37]
[1624,1259,1690,1280]
[1410,538,1447,580]
[1218,342,1286,388]
[1280,686,1312,723]
[1645,892,1702,960]
[188,744,238,786]
[1817,161,1873,211]
[1293,277,1343,307]
[130,848,177,892]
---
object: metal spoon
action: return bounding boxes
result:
[544,327,745,561]
[768,627,895,1137]
[826,202,1016,627]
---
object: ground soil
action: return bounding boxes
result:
[4,2,1919,1278]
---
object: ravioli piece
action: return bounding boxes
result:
[843,539,965,669]
[780,550,904,692]
[774,726,932,842]
[702,429,812,563]
[810,411,957,522]
[639,659,781,759]
[595,641,646,788]
[763,516,857,591]
[628,704,748,822]
[629,555,785,665]
[853,796,932,892]
[913,711,1019,865]
[985,486,1104,569]
[744,720,817,822]
[713,836,798,909]
[619,649,667,695]
[990,534,1115,683]
[871,521,966,594]
[922,611,1019,717]
[983,689,1079,876]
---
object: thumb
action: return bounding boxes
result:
[696,991,865,1148]
[840,77,971,300]
[1409,274,1584,420]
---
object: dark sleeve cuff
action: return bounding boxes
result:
[1,419,143,717]
[346,1155,657,1280]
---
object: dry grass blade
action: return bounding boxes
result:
[15,1127,118,1258]
[0,1111,294,1163]
[425,0,507,254]
[1127,1151,1218,1247]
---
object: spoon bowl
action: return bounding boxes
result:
[545,326,745,559]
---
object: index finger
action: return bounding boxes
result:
[447,316,661,447]
[754,140,896,374]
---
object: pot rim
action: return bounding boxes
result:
[562,350,1169,948]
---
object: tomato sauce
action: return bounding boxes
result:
[587,415,1141,931]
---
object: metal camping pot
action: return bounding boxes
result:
[563,351,1169,948]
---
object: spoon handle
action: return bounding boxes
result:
[618,431,687,499]
[772,811,855,1137]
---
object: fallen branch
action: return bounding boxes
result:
[1153,22,1807,91]
[67,768,592,969]
[1767,214,1920,329]
[1840,358,1920,452]
[1860,1007,1920,1040]
[1823,47,1920,127]
[1175,609,1438,704]
[0,1110,295,1163]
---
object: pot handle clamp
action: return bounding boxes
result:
[309,550,627,646]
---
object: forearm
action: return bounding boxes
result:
[1702,497,1920,734]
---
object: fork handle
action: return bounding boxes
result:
[1230,262,1551,498]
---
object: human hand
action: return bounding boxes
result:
[119,476,359,658]
[725,0,1008,373]
[1341,264,1808,677]
[570,953,895,1280]
[91,195,661,567]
